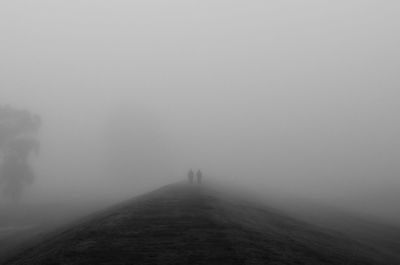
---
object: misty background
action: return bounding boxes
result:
[1,1,399,224]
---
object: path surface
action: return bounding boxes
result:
[3,183,400,265]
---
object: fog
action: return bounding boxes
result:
[1,1,400,223]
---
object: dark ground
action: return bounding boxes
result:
[2,183,400,265]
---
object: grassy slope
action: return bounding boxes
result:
[270,198,400,257]
[0,201,110,260]
[3,183,400,265]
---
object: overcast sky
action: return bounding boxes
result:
[1,1,400,220]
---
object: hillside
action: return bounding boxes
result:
[0,201,111,260]
[3,183,400,265]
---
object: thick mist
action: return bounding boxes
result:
[1,1,400,223]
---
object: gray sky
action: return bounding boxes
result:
[1,1,400,220]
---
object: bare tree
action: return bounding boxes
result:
[0,105,41,202]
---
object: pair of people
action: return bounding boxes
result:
[188,169,202,184]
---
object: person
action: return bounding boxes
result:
[196,170,203,184]
[188,169,194,184]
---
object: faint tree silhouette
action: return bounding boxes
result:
[0,105,41,202]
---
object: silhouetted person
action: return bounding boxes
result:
[196,170,203,184]
[188,169,194,184]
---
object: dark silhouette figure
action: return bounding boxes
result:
[196,170,203,184]
[188,169,194,184]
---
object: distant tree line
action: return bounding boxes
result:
[0,105,41,202]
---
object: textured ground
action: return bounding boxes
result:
[3,183,400,265]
